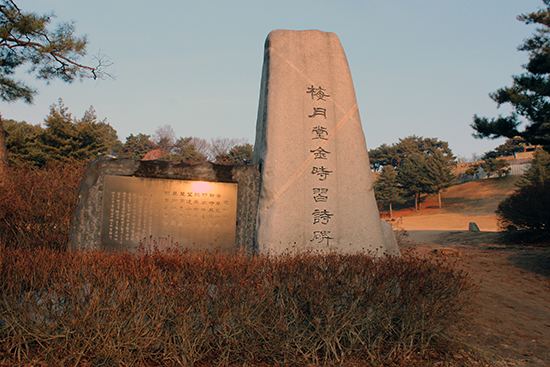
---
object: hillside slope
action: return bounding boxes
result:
[391,176,518,231]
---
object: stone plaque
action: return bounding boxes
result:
[101,175,238,251]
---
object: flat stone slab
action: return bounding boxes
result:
[69,158,259,252]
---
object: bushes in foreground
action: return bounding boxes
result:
[0,163,85,249]
[0,247,477,366]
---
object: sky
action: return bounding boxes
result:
[1,0,545,160]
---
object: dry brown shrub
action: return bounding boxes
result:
[0,162,85,249]
[0,247,477,366]
[380,213,414,247]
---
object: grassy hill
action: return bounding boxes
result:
[390,176,519,231]
[393,175,519,217]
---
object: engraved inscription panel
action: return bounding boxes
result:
[101,176,238,251]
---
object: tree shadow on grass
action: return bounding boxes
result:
[507,248,550,278]
[437,194,510,215]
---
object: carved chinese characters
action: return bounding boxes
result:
[101,176,238,251]
[307,85,335,247]
[253,29,400,256]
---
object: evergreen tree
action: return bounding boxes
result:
[465,163,480,176]
[215,143,253,165]
[38,100,79,163]
[425,151,456,208]
[398,153,430,212]
[369,135,454,171]
[172,136,207,164]
[3,119,45,166]
[75,106,121,158]
[482,138,528,160]
[368,143,399,171]
[120,133,155,160]
[471,0,550,147]
[480,158,511,178]
[34,100,117,164]
[518,149,550,187]
[0,0,109,180]
[373,165,402,217]
[370,136,457,211]
[496,149,550,234]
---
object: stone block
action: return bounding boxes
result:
[69,158,259,252]
[253,29,400,256]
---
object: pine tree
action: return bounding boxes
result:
[215,143,253,165]
[369,135,454,171]
[120,133,155,160]
[2,119,45,166]
[373,165,402,217]
[480,158,511,178]
[425,151,456,208]
[0,0,109,181]
[471,0,550,146]
[75,106,120,159]
[37,100,79,163]
[518,149,550,187]
[33,100,118,165]
[172,137,208,164]
[398,154,430,212]
[482,138,528,159]
[496,149,550,233]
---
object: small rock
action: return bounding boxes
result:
[469,222,480,232]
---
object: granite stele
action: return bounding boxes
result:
[253,29,400,256]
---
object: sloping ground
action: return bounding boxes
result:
[391,176,550,367]
[408,242,550,367]
[395,176,518,232]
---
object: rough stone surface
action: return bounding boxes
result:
[69,158,259,252]
[253,29,400,256]
[380,220,399,252]
[469,222,481,232]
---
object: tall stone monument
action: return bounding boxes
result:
[253,29,400,256]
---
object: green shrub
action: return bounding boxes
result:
[497,149,550,242]
[0,247,477,366]
[497,182,550,232]
[497,182,550,245]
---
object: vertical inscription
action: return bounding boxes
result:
[106,191,155,243]
[101,176,238,251]
[306,85,335,247]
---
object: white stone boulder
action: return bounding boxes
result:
[253,29,400,257]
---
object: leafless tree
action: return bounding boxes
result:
[153,124,177,152]
[189,137,211,159]
[208,137,248,161]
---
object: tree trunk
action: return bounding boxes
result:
[0,113,9,186]
[438,190,442,209]
[389,202,393,218]
[414,193,418,212]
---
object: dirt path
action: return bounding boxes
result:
[404,234,550,367]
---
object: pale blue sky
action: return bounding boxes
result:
[1,0,544,159]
